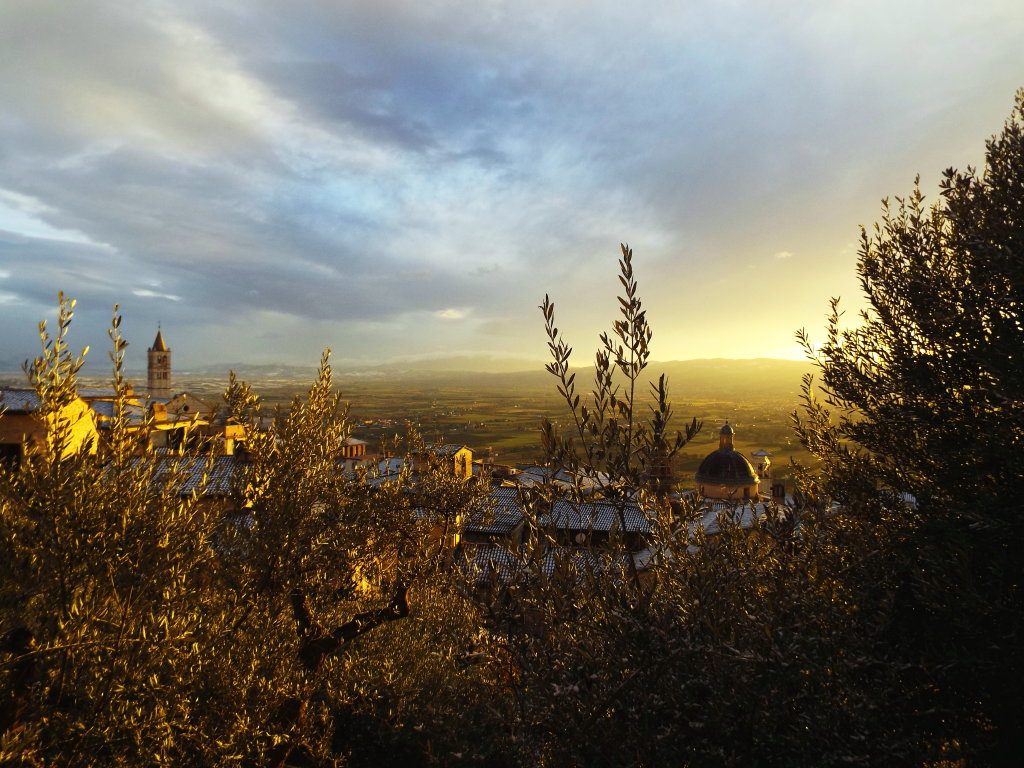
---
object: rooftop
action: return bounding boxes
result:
[0,389,42,412]
[465,485,524,536]
[151,329,169,352]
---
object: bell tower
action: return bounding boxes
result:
[147,326,171,399]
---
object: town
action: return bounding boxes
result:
[1,325,792,597]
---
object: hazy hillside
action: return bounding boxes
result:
[2,357,815,405]
[329,358,815,403]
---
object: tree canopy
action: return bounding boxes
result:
[795,88,1024,764]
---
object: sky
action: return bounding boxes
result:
[1,0,1022,373]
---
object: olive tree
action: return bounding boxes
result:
[0,298,488,766]
[794,89,1024,763]
[484,245,927,766]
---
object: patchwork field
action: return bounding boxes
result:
[180,364,817,489]
[11,357,818,489]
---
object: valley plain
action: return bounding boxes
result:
[167,358,818,488]
[3,358,817,488]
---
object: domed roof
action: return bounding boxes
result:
[695,448,758,486]
[696,424,757,487]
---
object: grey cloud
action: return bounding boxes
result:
[255,61,441,156]
[1,0,1022,367]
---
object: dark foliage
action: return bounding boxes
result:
[795,89,1024,764]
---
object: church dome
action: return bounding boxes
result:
[695,423,758,490]
[695,449,758,486]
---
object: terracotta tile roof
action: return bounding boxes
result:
[88,400,147,425]
[419,443,468,457]
[542,499,652,534]
[132,454,242,497]
[0,389,42,412]
[691,501,766,536]
[459,543,634,586]
[465,485,524,535]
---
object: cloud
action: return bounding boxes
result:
[0,0,1021,367]
[132,289,182,301]
[0,189,109,247]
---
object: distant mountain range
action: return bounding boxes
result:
[641,358,816,400]
[418,358,816,401]
[177,354,550,378]
[196,357,815,401]
[2,357,817,403]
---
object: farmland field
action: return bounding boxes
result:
[16,357,818,490]
[170,364,817,489]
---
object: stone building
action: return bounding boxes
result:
[0,388,98,464]
[412,444,474,479]
[147,328,172,400]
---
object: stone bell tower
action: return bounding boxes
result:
[147,327,171,399]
